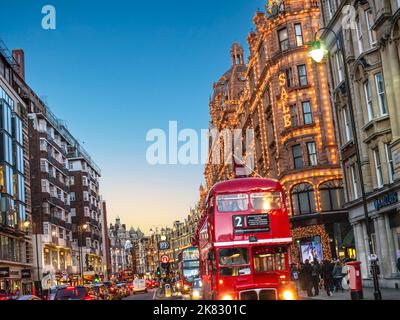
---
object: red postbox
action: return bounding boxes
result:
[346,261,363,300]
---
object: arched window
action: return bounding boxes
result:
[291,183,316,215]
[320,180,345,211]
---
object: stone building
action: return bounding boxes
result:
[203,1,352,263]
[319,0,400,287]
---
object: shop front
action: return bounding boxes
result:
[0,265,33,295]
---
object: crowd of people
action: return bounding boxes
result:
[291,259,349,297]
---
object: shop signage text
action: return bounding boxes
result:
[374,192,399,211]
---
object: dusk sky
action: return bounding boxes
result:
[0,0,261,233]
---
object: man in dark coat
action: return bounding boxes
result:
[302,259,313,297]
[311,260,321,296]
[321,260,334,296]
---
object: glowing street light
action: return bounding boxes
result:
[308,40,328,63]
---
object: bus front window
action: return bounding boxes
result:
[216,194,248,212]
[218,248,251,277]
[251,192,282,211]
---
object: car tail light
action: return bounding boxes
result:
[84,296,94,300]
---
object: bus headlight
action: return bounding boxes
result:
[192,290,201,299]
[282,290,295,300]
[221,294,233,300]
[184,285,189,291]
[176,283,181,288]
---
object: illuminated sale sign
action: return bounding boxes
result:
[279,73,291,128]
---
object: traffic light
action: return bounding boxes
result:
[156,267,161,277]
[94,274,99,283]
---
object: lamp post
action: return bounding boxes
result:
[23,220,42,297]
[309,27,382,300]
[78,223,88,284]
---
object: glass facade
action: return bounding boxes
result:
[0,98,26,249]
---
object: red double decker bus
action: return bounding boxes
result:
[198,178,296,300]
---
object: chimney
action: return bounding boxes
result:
[12,49,25,80]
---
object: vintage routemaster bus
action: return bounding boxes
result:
[176,247,200,294]
[198,178,296,300]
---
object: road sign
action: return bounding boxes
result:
[160,255,170,264]
[159,241,170,251]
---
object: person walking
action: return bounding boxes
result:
[321,260,334,296]
[311,260,321,296]
[302,259,313,297]
[397,257,400,273]
[333,260,344,292]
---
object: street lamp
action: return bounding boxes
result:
[23,219,42,297]
[78,223,89,283]
[309,27,382,300]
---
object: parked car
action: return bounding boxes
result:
[116,283,130,298]
[44,285,67,300]
[0,290,11,301]
[17,295,42,301]
[54,286,96,300]
[132,278,147,294]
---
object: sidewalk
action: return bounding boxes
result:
[299,287,400,300]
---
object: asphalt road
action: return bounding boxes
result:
[123,289,156,300]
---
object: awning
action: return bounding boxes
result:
[341,231,355,248]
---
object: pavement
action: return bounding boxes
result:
[299,287,400,300]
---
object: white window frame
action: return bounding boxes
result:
[374,148,384,188]
[365,10,376,48]
[375,73,388,116]
[356,18,364,55]
[343,107,352,143]
[385,144,395,183]
[294,23,303,46]
[335,51,344,84]
[307,142,318,166]
[70,192,75,202]
[364,80,373,121]
[351,165,359,200]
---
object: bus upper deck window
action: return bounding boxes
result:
[216,194,248,212]
[251,192,282,211]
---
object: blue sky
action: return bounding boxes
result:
[0,0,261,232]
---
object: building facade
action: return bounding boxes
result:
[320,0,400,287]
[108,217,143,276]
[0,43,33,295]
[203,0,353,263]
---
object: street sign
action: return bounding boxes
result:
[159,241,170,251]
[160,255,170,264]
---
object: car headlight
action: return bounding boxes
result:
[184,285,189,290]
[192,290,200,299]
[282,290,295,300]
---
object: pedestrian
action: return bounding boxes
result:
[397,257,400,273]
[302,259,313,297]
[332,260,344,292]
[311,260,321,296]
[321,260,334,296]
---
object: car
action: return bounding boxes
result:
[0,290,11,301]
[54,286,96,300]
[102,282,122,300]
[44,285,67,300]
[116,283,130,298]
[190,278,203,300]
[17,295,42,301]
[132,278,147,294]
[87,284,110,300]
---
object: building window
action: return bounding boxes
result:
[373,148,383,188]
[327,0,335,19]
[356,17,364,55]
[364,80,373,121]
[82,176,88,186]
[342,107,352,143]
[302,101,313,125]
[83,191,89,201]
[297,65,308,86]
[291,183,316,215]
[278,28,289,51]
[335,51,344,84]
[292,144,304,169]
[307,142,318,166]
[385,144,395,183]
[320,180,345,211]
[285,68,293,88]
[365,10,376,48]
[294,23,303,46]
[375,73,388,115]
[350,165,359,200]
[70,192,75,202]
[290,104,298,127]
